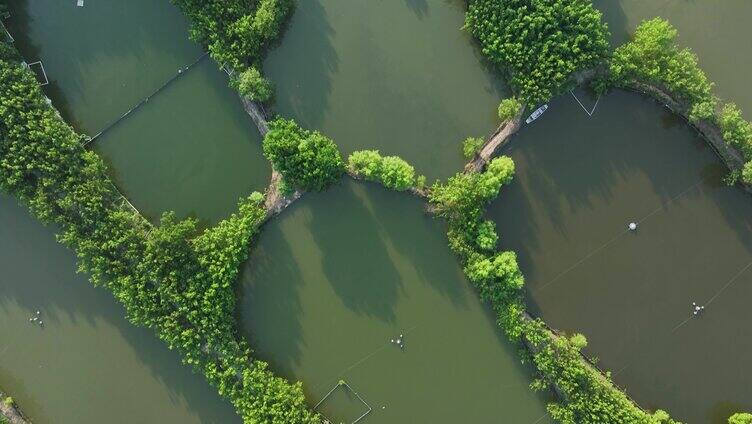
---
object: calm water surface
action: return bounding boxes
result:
[490,90,752,423]
[265,0,507,181]
[0,196,241,424]
[240,180,553,423]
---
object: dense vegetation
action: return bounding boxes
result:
[730,413,752,424]
[465,0,609,105]
[171,0,292,100]
[609,18,752,184]
[0,46,318,423]
[347,150,417,191]
[462,136,484,159]
[497,97,522,122]
[263,118,344,193]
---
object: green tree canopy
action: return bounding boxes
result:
[263,118,345,192]
[465,0,609,104]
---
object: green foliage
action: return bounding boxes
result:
[610,18,716,124]
[729,413,752,424]
[465,0,609,104]
[475,220,498,251]
[0,50,319,423]
[171,0,292,71]
[462,137,484,159]
[497,97,522,122]
[232,67,273,102]
[430,156,515,223]
[347,150,416,191]
[719,103,752,159]
[416,174,427,190]
[2,397,13,407]
[742,162,752,185]
[264,118,345,192]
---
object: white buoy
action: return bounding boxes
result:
[628,222,637,231]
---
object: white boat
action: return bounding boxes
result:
[525,104,548,124]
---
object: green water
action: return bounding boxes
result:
[0,196,241,424]
[264,0,508,181]
[93,57,270,225]
[5,0,201,134]
[489,90,752,423]
[239,180,553,423]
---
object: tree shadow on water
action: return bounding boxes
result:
[305,182,403,323]
[263,0,338,130]
[236,221,308,378]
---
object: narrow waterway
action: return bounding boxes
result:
[0,196,241,424]
[239,180,554,423]
[264,0,508,181]
[489,90,752,423]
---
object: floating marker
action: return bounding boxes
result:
[76,0,84,6]
[628,222,637,231]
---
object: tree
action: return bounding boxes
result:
[263,118,344,192]
[462,137,484,159]
[729,413,752,424]
[347,150,415,191]
[232,67,273,102]
[719,103,752,159]
[497,97,522,122]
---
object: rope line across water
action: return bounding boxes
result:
[533,179,704,295]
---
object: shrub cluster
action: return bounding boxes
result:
[497,97,522,122]
[0,49,318,423]
[610,18,752,184]
[263,118,345,193]
[464,0,609,105]
[730,413,752,424]
[347,150,416,191]
[462,136,484,159]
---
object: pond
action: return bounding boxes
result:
[489,89,752,423]
[239,179,553,423]
[0,196,241,424]
[264,0,508,181]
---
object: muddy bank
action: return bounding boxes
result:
[0,390,31,424]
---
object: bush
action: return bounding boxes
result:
[465,0,609,104]
[462,137,484,159]
[729,413,752,424]
[743,162,752,185]
[232,67,273,102]
[263,118,345,192]
[497,97,522,122]
[348,150,415,191]
[719,103,752,159]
